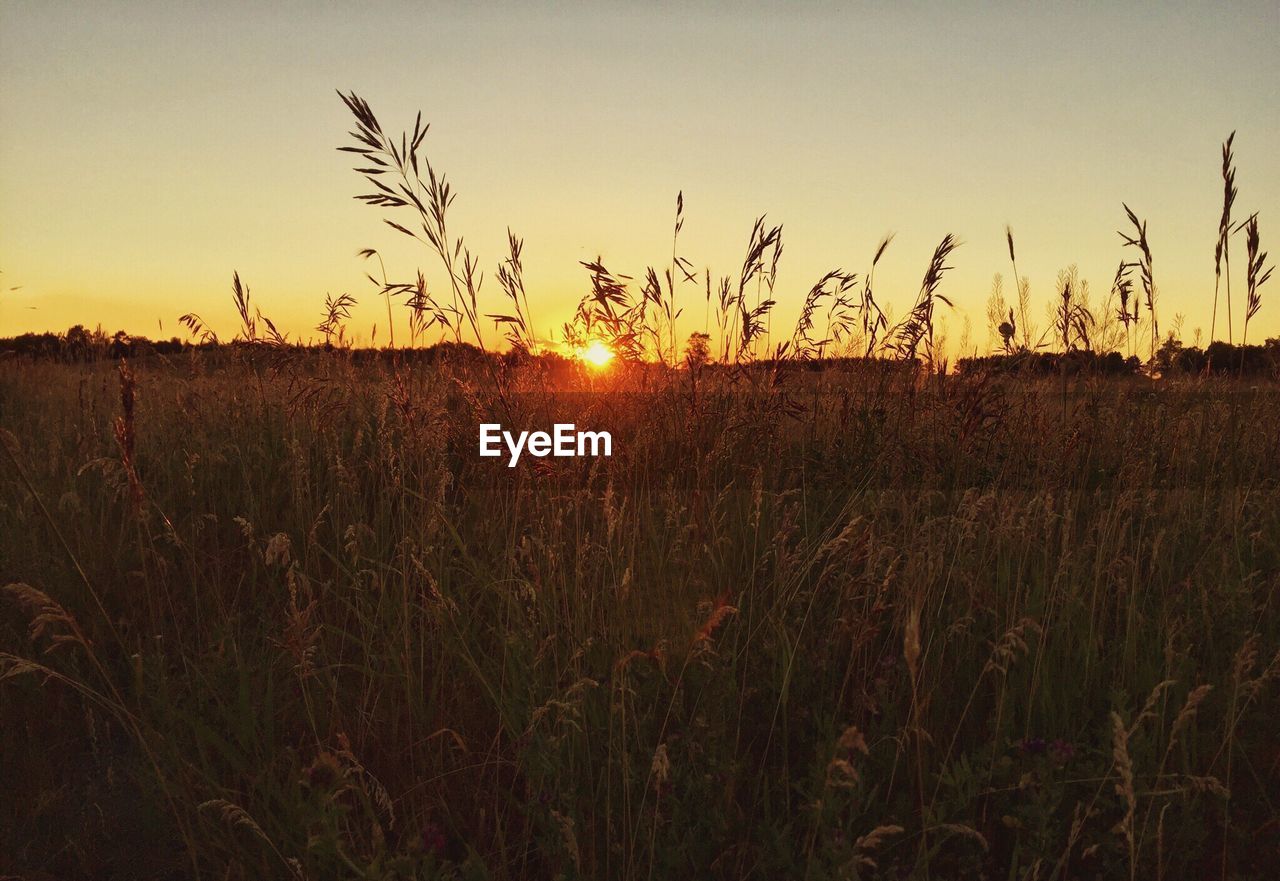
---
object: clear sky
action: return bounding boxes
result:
[2,1,1277,353]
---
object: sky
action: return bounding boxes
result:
[1,0,1278,355]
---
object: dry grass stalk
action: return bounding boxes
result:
[1211,132,1237,344]
[1110,711,1137,881]
[1239,212,1272,350]
[1118,204,1156,360]
[851,824,904,870]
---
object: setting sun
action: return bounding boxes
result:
[578,339,614,368]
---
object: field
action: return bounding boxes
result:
[2,354,1278,879]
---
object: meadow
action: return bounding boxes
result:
[1,95,1278,879]
[2,353,1278,880]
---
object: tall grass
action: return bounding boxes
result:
[1118,204,1156,361]
[1211,132,1238,346]
[5,345,1280,879]
[1239,213,1273,351]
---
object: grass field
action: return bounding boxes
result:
[2,354,1277,879]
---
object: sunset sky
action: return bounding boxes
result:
[2,1,1277,354]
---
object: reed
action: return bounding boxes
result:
[1119,204,1157,360]
[1239,212,1272,350]
[1211,133,1238,345]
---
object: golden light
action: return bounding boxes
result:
[578,339,615,368]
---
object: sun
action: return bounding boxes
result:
[578,339,615,368]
